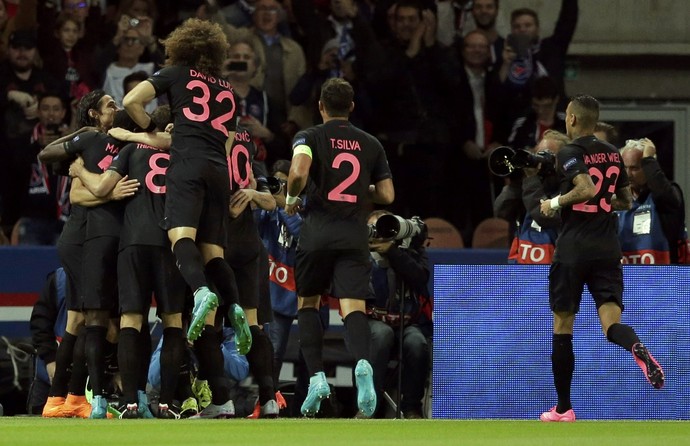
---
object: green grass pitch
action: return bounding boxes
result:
[2,418,690,446]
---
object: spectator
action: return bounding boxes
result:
[507,76,566,151]
[468,0,503,70]
[40,12,94,109]
[364,210,432,419]
[499,0,578,124]
[14,92,72,245]
[368,0,459,220]
[102,27,159,112]
[0,29,60,235]
[618,138,688,264]
[449,29,504,244]
[223,35,291,169]
[249,0,309,131]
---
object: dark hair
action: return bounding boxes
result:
[77,89,107,127]
[570,94,599,129]
[112,109,143,132]
[531,76,558,100]
[161,18,228,78]
[151,104,172,131]
[37,91,67,109]
[55,11,81,32]
[122,70,149,94]
[271,159,291,176]
[594,121,619,145]
[320,78,354,118]
[511,8,539,27]
[394,0,424,19]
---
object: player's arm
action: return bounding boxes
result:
[109,127,172,150]
[247,170,276,211]
[123,80,157,131]
[369,178,394,205]
[611,185,633,211]
[540,173,596,216]
[224,131,237,156]
[70,174,139,206]
[69,157,128,198]
[285,149,311,216]
[38,126,95,163]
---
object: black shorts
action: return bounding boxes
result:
[118,245,186,315]
[295,249,371,299]
[226,242,261,311]
[164,157,230,247]
[81,236,119,311]
[549,259,624,314]
[57,241,83,311]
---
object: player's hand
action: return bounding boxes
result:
[68,157,85,178]
[285,197,302,216]
[540,198,557,217]
[229,189,252,217]
[108,127,131,141]
[110,175,140,200]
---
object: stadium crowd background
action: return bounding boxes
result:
[0,0,688,248]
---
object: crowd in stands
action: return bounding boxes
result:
[0,0,580,247]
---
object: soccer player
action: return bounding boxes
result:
[39,91,139,418]
[121,19,252,355]
[539,94,664,422]
[69,108,188,419]
[224,124,281,418]
[285,78,395,417]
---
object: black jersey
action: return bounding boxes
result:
[554,135,630,262]
[292,119,392,250]
[226,126,262,249]
[57,204,87,245]
[64,131,126,239]
[109,142,169,248]
[147,65,238,166]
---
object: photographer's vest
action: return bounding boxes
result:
[508,214,558,264]
[617,193,673,264]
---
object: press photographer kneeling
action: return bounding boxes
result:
[492,130,571,264]
[358,211,432,419]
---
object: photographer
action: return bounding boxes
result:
[493,130,570,264]
[364,210,432,419]
[618,138,688,264]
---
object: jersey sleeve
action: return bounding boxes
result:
[292,129,314,158]
[108,143,134,177]
[147,66,178,96]
[557,144,588,185]
[371,139,393,183]
[63,132,91,155]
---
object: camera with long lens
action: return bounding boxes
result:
[368,214,425,241]
[488,146,556,177]
[256,176,285,194]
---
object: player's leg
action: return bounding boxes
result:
[82,235,119,419]
[591,260,664,389]
[540,261,581,422]
[336,251,376,418]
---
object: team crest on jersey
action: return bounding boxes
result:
[293,137,306,148]
[508,60,533,85]
[562,158,577,171]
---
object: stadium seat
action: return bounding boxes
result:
[423,218,464,248]
[471,217,511,249]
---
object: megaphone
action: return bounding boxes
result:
[488,146,518,177]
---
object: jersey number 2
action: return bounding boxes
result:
[327,153,360,203]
